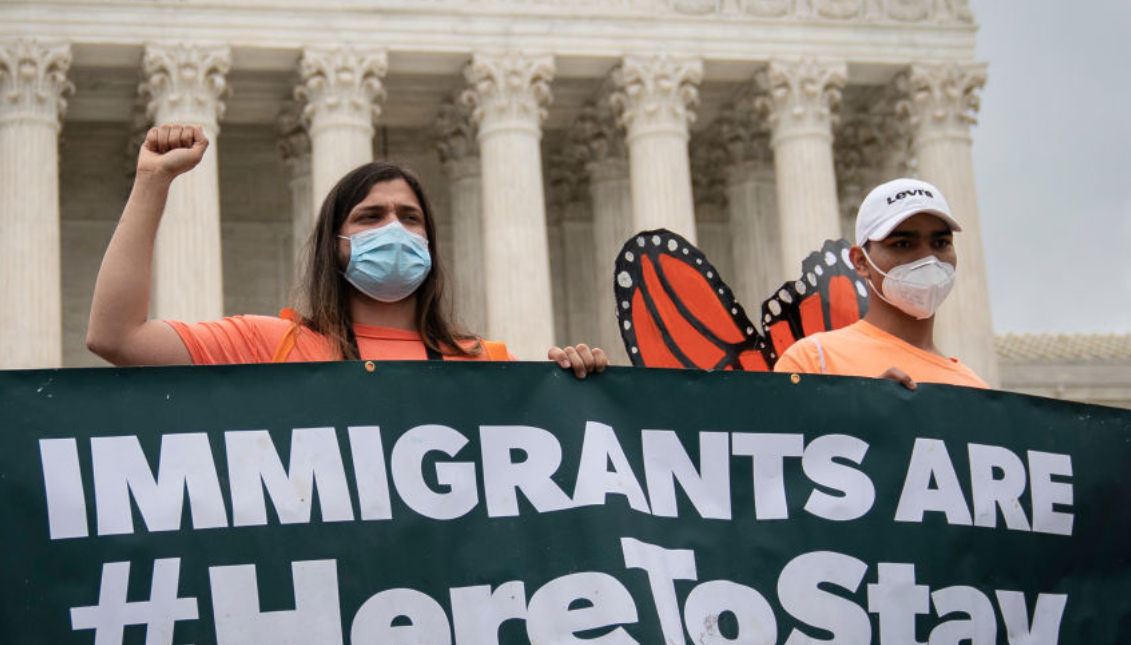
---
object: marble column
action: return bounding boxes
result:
[278,103,312,271]
[295,47,387,213]
[690,126,735,280]
[461,52,556,359]
[434,99,486,334]
[140,44,230,323]
[0,40,73,368]
[755,58,846,278]
[548,150,596,349]
[899,62,999,385]
[610,55,702,242]
[717,106,781,309]
[573,101,633,364]
[834,95,913,239]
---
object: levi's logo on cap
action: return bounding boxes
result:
[886,188,934,204]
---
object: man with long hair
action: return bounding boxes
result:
[87,124,606,377]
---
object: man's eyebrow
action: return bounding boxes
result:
[930,228,954,237]
[886,230,919,239]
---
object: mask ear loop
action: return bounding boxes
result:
[858,246,900,310]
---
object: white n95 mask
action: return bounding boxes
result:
[861,250,956,320]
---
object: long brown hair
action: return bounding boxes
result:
[295,161,480,359]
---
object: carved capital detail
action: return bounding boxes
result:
[570,100,628,172]
[690,124,729,210]
[460,52,554,138]
[897,61,987,143]
[715,105,773,167]
[433,98,479,166]
[610,54,702,141]
[754,58,846,146]
[0,39,74,127]
[277,101,312,179]
[295,46,388,135]
[140,43,231,132]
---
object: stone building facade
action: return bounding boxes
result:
[2,0,1001,382]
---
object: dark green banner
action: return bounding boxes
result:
[1,362,1129,644]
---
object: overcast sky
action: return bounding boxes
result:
[972,0,1131,333]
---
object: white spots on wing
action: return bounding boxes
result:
[768,300,782,316]
[814,265,825,276]
[825,251,836,266]
[652,235,662,246]
[621,300,630,310]
[617,271,633,288]
[764,313,772,323]
[841,248,852,266]
[696,258,703,265]
[718,288,725,295]
[631,346,639,354]
[706,271,713,279]
[856,280,867,298]
[624,251,635,262]
[636,236,646,247]
[746,326,755,336]
[682,248,689,255]
[778,289,793,304]
[667,239,679,252]
[731,307,738,315]
[623,320,632,330]
[795,280,807,295]
[807,272,817,286]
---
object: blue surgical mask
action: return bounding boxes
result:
[339,220,431,302]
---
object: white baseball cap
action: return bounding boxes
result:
[854,178,962,246]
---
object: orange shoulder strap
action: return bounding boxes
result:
[482,340,509,361]
[272,308,303,363]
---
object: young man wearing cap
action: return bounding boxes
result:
[774,178,988,390]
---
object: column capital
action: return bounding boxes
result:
[547,148,590,219]
[896,61,987,146]
[140,43,230,132]
[572,100,628,169]
[716,105,773,168]
[295,46,388,137]
[690,125,729,212]
[609,54,702,143]
[277,102,312,179]
[461,51,554,140]
[433,98,479,167]
[0,39,74,129]
[754,57,846,147]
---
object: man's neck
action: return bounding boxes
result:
[862,302,941,355]
[349,291,418,331]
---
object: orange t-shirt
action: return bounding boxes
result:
[166,315,511,365]
[773,320,988,388]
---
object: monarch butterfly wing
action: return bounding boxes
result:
[758,239,870,368]
[614,229,768,371]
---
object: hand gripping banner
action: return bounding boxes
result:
[1,362,1129,644]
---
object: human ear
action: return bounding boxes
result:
[850,245,871,280]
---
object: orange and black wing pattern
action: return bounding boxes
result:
[758,239,870,366]
[614,230,868,371]
[614,230,768,371]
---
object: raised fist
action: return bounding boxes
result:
[137,124,209,179]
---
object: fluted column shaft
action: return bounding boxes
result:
[726,161,780,308]
[0,40,72,368]
[903,62,999,385]
[296,47,387,212]
[757,58,846,278]
[611,55,702,242]
[279,107,313,268]
[141,44,230,323]
[588,158,633,363]
[435,101,486,333]
[447,158,485,333]
[462,52,556,359]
